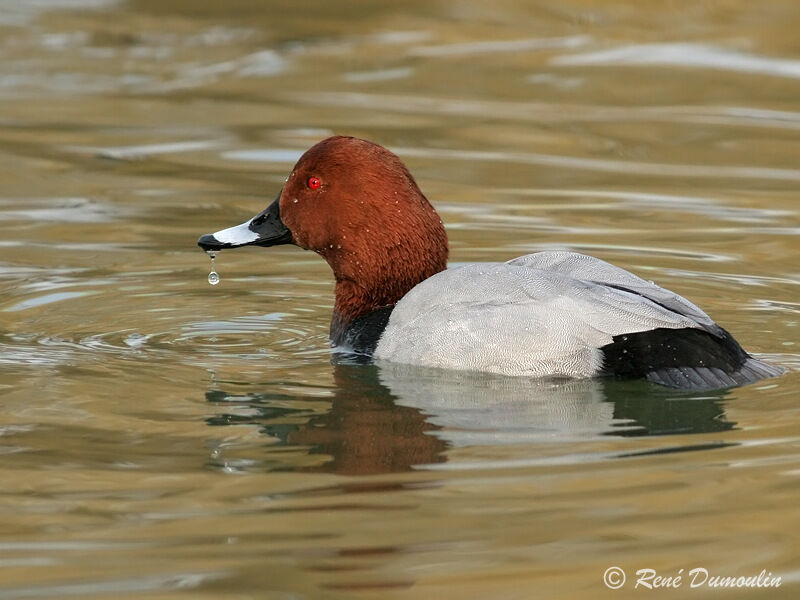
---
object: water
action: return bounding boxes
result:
[1,1,799,598]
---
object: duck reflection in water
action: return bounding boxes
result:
[205,362,736,475]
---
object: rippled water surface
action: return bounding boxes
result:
[1,1,799,598]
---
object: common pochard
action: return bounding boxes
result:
[198,136,783,390]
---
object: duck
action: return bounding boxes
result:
[198,136,783,390]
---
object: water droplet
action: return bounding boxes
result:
[207,252,220,285]
[293,198,298,203]
[336,244,341,249]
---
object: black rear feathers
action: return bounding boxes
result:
[601,327,783,390]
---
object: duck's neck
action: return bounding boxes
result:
[332,279,399,324]
[328,245,447,350]
[329,273,429,345]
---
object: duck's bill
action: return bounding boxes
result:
[197,193,293,252]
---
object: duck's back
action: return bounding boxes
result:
[373,251,782,389]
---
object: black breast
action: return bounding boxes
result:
[330,305,395,356]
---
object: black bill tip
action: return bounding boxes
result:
[197,234,227,251]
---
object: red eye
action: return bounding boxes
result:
[307,176,321,190]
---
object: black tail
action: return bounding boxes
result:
[601,327,784,391]
[645,357,784,390]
